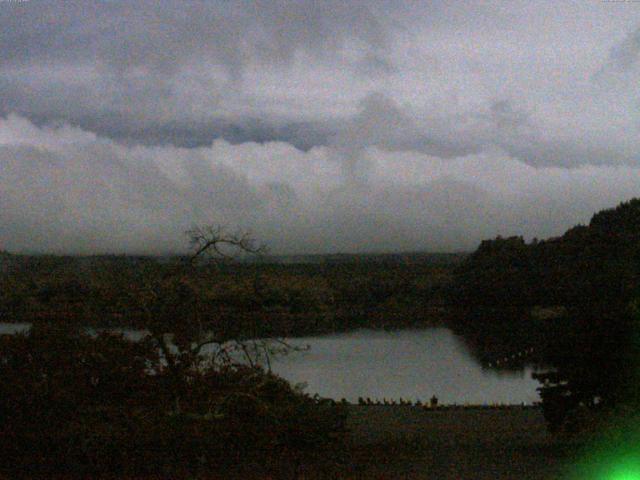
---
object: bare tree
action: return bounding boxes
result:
[185,224,266,263]
[135,225,300,413]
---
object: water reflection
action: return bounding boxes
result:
[0,323,30,334]
[267,328,540,405]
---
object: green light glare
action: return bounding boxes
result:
[566,433,640,480]
[605,457,640,480]
[561,412,640,480]
[568,305,640,480]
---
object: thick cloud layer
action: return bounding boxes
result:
[2,115,640,254]
[1,2,640,253]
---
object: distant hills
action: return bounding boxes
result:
[0,250,467,267]
[251,252,467,265]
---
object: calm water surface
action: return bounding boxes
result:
[0,324,540,404]
[267,328,540,405]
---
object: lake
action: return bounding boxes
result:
[265,328,540,405]
[0,324,540,405]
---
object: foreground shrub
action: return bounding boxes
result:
[0,322,347,478]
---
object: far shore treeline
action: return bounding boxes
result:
[0,251,462,337]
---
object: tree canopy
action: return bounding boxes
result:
[451,198,640,430]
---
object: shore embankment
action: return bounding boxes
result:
[342,405,574,479]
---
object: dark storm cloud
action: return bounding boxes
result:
[0,0,390,72]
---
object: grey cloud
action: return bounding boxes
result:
[487,100,529,129]
[3,59,639,170]
[606,25,640,71]
[330,94,635,171]
[353,53,398,77]
[0,0,391,75]
[0,0,393,150]
[2,117,640,255]
[329,93,484,183]
[0,142,258,253]
[0,1,395,148]
[0,73,333,149]
[2,2,640,170]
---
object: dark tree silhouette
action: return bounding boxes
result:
[451,198,640,431]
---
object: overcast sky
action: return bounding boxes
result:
[2,0,640,254]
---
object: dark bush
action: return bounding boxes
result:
[0,322,347,478]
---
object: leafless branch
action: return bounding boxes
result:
[193,336,222,356]
[270,338,310,353]
[237,341,255,368]
[185,224,267,265]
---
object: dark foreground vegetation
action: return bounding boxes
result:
[345,405,569,479]
[0,320,348,478]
